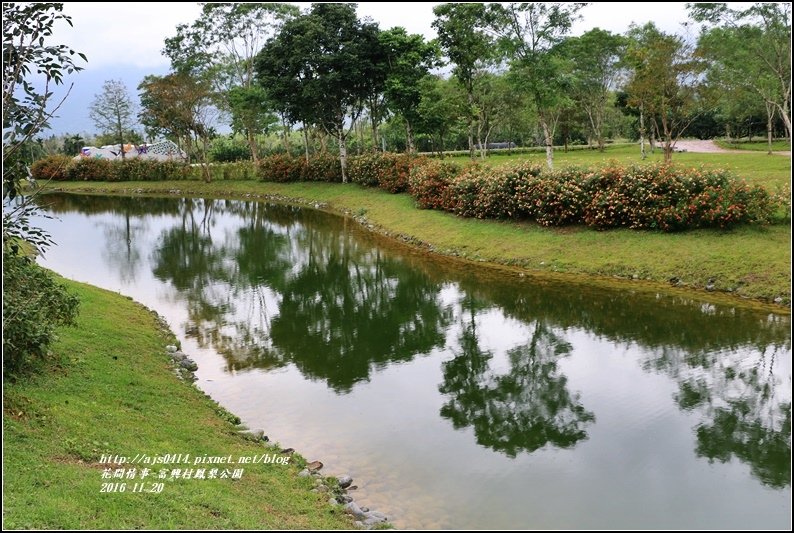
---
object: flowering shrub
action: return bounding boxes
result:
[114,159,188,181]
[34,151,774,232]
[32,155,241,182]
[411,161,773,231]
[302,153,342,182]
[30,155,73,181]
[65,158,115,181]
[536,171,592,226]
[257,154,304,183]
[579,165,772,230]
[349,152,386,187]
[408,160,461,210]
[348,152,427,193]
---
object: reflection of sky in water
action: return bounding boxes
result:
[36,194,791,529]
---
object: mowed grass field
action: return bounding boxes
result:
[714,139,791,153]
[448,144,791,190]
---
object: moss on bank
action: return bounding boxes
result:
[3,277,353,529]
[46,181,791,307]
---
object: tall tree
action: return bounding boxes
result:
[256,4,384,181]
[380,28,440,153]
[165,3,298,163]
[688,2,791,140]
[624,23,705,162]
[89,79,136,159]
[560,28,626,151]
[416,75,466,155]
[489,2,586,169]
[432,3,495,159]
[138,73,219,180]
[255,11,319,162]
[472,73,516,159]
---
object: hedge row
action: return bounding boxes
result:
[257,152,427,193]
[31,157,258,182]
[407,161,773,231]
[33,152,775,231]
[257,153,774,231]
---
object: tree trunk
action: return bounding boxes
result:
[247,129,259,165]
[649,118,657,153]
[405,119,415,154]
[117,112,125,160]
[302,127,310,164]
[595,123,604,152]
[201,134,211,183]
[540,116,554,170]
[281,115,290,153]
[359,121,365,154]
[660,115,673,163]
[338,132,348,183]
[483,124,495,160]
[477,118,486,160]
[639,106,646,160]
[774,100,792,140]
[371,112,380,152]
[766,101,775,155]
[467,90,475,160]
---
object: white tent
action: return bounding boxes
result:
[73,140,187,162]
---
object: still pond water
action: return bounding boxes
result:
[37,194,790,529]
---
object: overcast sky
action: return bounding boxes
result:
[48,2,700,135]
[56,2,698,69]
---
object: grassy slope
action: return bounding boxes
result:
[3,278,352,529]
[49,178,791,305]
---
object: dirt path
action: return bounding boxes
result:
[674,139,791,156]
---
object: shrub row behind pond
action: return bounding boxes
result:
[31,156,258,182]
[258,152,426,192]
[258,153,774,231]
[34,153,774,232]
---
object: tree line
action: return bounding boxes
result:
[86,2,791,179]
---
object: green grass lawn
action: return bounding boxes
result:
[714,139,792,152]
[47,179,791,306]
[3,278,354,529]
[448,144,792,190]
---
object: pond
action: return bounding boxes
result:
[36,193,791,529]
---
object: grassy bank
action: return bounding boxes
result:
[3,278,353,529]
[46,180,791,306]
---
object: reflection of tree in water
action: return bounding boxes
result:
[151,199,451,392]
[439,297,594,457]
[263,237,451,392]
[65,193,789,482]
[41,193,184,283]
[457,275,790,485]
[650,342,791,488]
[99,207,147,283]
